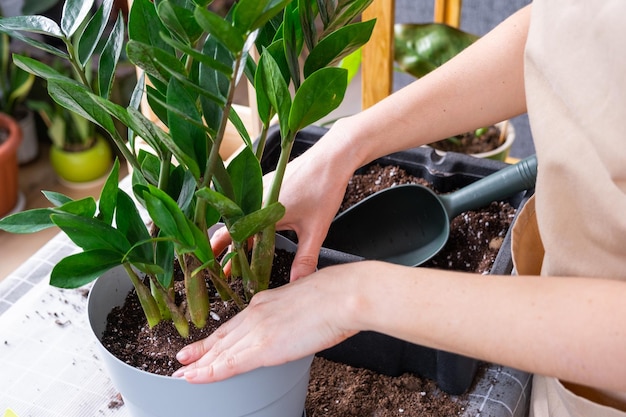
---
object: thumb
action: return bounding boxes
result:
[289,236,323,281]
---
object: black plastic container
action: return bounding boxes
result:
[260,125,533,395]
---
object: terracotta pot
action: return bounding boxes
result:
[0,112,23,217]
[49,135,113,186]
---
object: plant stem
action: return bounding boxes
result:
[123,263,162,328]
[182,255,209,330]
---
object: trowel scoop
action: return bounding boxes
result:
[323,155,537,266]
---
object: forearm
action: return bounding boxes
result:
[324,5,531,169]
[343,261,626,393]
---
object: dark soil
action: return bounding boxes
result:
[100,163,516,415]
[429,125,503,155]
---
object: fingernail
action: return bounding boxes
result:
[184,369,197,380]
[172,368,185,378]
[176,349,189,363]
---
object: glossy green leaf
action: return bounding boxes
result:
[228,203,285,243]
[98,12,124,99]
[233,0,291,33]
[225,146,263,214]
[196,187,244,222]
[304,19,375,77]
[50,250,123,288]
[46,79,119,138]
[97,159,120,225]
[61,0,95,37]
[143,186,195,248]
[0,197,97,233]
[157,1,203,44]
[116,190,154,262]
[128,0,173,53]
[194,6,245,52]
[160,33,232,76]
[298,0,317,51]
[289,67,347,132]
[51,212,131,253]
[0,15,64,38]
[257,47,291,138]
[394,23,479,78]
[322,0,373,36]
[282,2,302,88]
[77,0,114,65]
[42,191,72,207]
[166,78,206,179]
[126,40,186,86]
[12,55,77,85]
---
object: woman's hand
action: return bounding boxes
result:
[173,266,360,383]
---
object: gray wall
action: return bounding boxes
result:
[393,0,534,158]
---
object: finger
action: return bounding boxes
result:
[289,233,324,280]
[209,226,232,256]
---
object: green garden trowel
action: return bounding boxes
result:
[323,155,537,266]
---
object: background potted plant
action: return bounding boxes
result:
[29,88,114,185]
[0,29,37,165]
[0,110,22,217]
[394,22,514,160]
[0,0,375,415]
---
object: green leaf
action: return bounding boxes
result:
[196,187,244,224]
[128,0,173,53]
[51,212,131,253]
[298,0,317,52]
[165,78,206,179]
[143,186,195,248]
[98,12,124,99]
[322,0,374,36]
[303,19,375,77]
[157,1,203,44]
[257,47,291,138]
[42,191,72,207]
[97,159,120,225]
[233,0,291,33]
[116,191,154,262]
[0,15,64,38]
[225,146,263,214]
[50,250,123,288]
[194,6,244,52]
[0,208,57,233]
[126,40,187,86]
[77,0,115,65]
[282,2,302,88]
[61,0,95,37]
[228,203,285,243]
[289,67,347,132]
[394,23,479,78]
[46,79,118,138]
[12,55,76,85]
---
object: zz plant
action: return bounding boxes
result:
[0,0,374,338]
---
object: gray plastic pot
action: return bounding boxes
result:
[88,235,312,417]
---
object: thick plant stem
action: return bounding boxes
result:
[124,263,162,328]
[183,255,209,329]
[250,135,295,293]
[148,275,190,338]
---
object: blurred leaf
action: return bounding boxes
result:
[394,23,479,78]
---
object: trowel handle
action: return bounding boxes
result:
[441,154,537,218]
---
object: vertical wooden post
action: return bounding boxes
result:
[433,0,462,27]
[361,0,395,110]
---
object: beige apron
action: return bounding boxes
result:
[515,0,626,415]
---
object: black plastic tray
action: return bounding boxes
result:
[260,125,533,395]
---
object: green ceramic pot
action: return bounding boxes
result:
[49,135,113,185]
